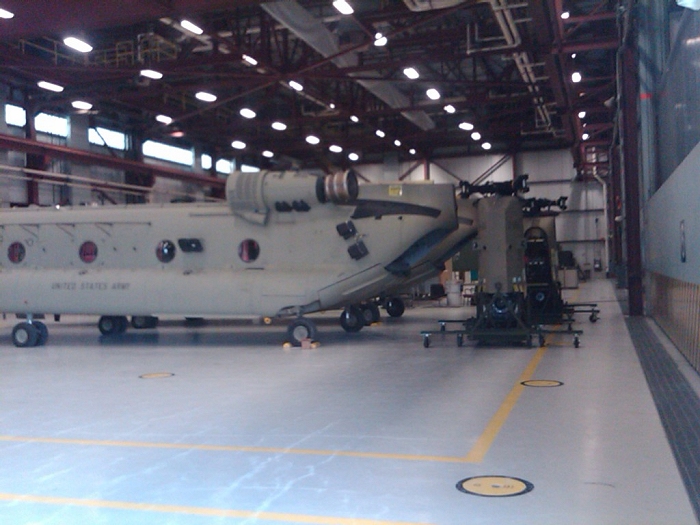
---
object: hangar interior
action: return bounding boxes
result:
[0,0,700,524]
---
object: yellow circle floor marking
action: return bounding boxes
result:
[457,476,534,497]
[139,373,175,379]
[521,379,563,387]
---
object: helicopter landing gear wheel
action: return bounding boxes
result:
[12,322,39,348]
[385,297,405,318]
[340,305,365,333]
[359,303,380,325]
[287,318,317,347]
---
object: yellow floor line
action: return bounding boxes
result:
[463,345,548,463]
[0,345,549,466]
[0,492,432,525]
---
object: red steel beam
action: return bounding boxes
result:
[0,133,225,190]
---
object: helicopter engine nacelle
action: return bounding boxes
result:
[226,169,358,219]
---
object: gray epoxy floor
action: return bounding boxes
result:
[0,278,696,525]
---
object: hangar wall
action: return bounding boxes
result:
[639,3,700,373]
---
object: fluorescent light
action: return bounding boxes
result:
[242,54,258,66]
[481,142,492,150]
[394,139,401,147]
[375,129,385,138]
[350,115,359,123]
[196,91,217,102]
[471,131,481,141]
[459,121,474,131]
[374,32,387,47]
[561,11,570,19]
[348,152,359,161]
[578,111,586,119]
[305,135,320,145]
[262,150,274,158]
[63,37,93,53]
[37,80,64,93]
[231,140,246,150]
[140,69,163,80]
[156,114,173,125]
[444,104,456,114]
[403,67,419,79]
[409,148,416,155]
[426,88,441,100]
[271,121,287,131]
[571,72,582,83]
[180,20,204,35]
[329,144,343,153]
[239,108,256,119]
[71,100,92,111]
[333,0,354,15]
[288,80,304,92]
[0,8,14,18]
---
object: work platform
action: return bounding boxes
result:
[0,278,696,524]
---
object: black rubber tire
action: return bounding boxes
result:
[339,305,364,333]
[287,318,318,346]
[132,316,158,329]
[589,314,598,323]
[34,321,49,346]
[12,322,39,348]
[385,297,405,318]
[360,303,380,325]
[99,316,128,336]
[423,336,430,348]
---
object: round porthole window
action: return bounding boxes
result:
[156,240,176,263]
[79,241,98,263]
[8,242,26,264]
[238,239,260,263]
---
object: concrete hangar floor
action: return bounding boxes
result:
[0,279,697,525]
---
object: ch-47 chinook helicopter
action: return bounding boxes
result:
[0,169,460,347]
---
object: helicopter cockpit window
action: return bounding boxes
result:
[8,242,25,264]
[79,241,98,263]
[156,240,176,263]
[238,239,260,263]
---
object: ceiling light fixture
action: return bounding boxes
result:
[0,8,14,18]
[180,19,204,35]
[409,148,416,155]
[37,80,64,93]
[471,131,481,141]
[375,129,385,138]
[578,110,586,119]
[242,54,258,66]
[403,67,419,79]
[63,37,93,53]
[459,121,474,131]
[350,115,359,123]
[374,32,387,47]
[140,69,163,80]
[561,11,570,19]
[329,144,343,153]
[262,150,274,158]
[394,139,401,147]
[348,152,359,161]
[195,91,217,102]
[571,72,582,83]
[582,133,590,141]
[156,115,173,125]
[271,121,287,131]
[239,108,256,119]
[71,100,92,111]
[306,135,320,145]
[426,88,441,100]
[333,0,354,15]
[481,142,492,150]
[444,104,456,114]
[329,103,336,109]
[231,140,246,150]
[288,80,304,92]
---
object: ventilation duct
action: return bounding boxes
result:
[261,1,435,131]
